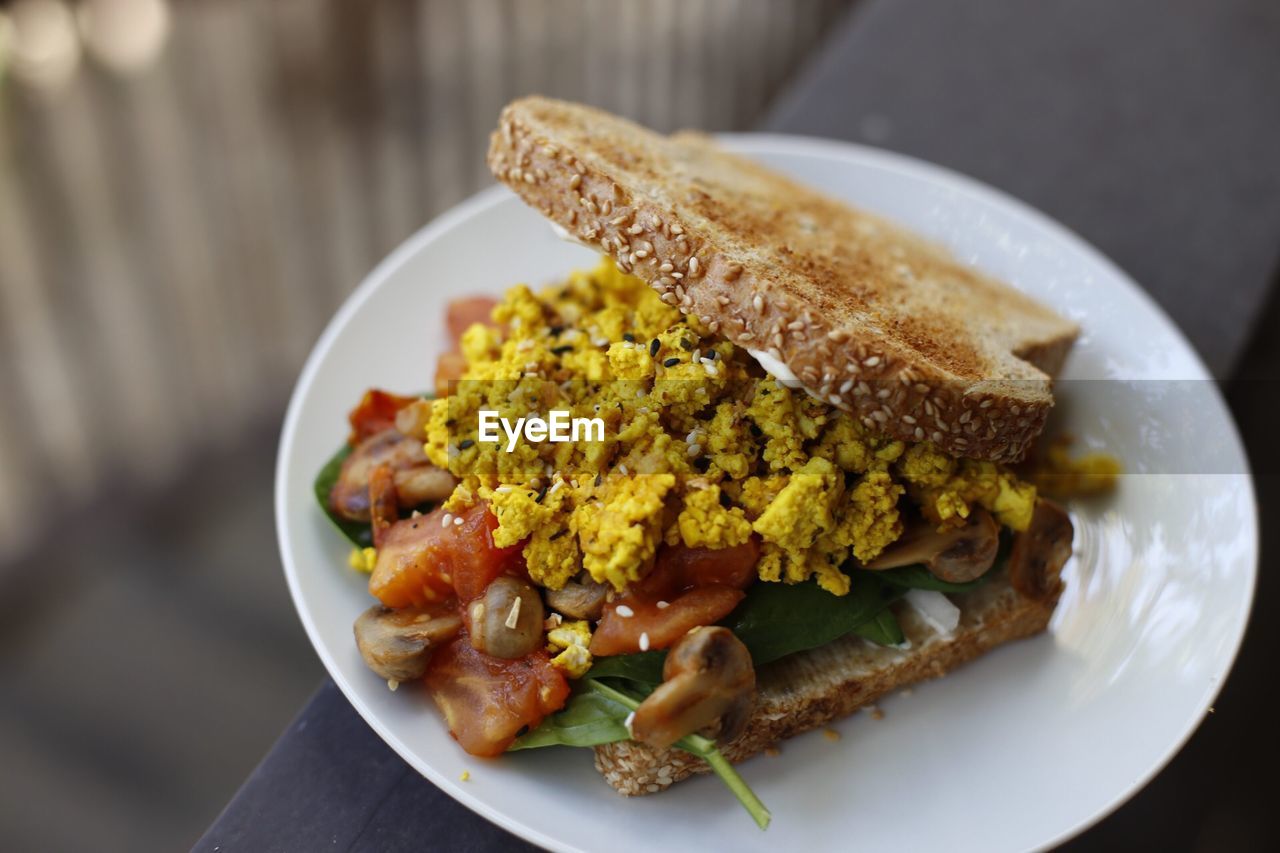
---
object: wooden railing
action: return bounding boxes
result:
[0,0,852,562]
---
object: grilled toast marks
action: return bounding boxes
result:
[488,97,1078,463]
[592,571,1059,795]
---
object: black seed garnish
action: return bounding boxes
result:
[649,338,661,357]
[535,485,549,503]
[550,529,567,540]
[551,344,574,356]
[663,357,680,368]
[623,333,635,342]
[594,472,603,487]
[458,438,475,450]
[549,325,564,336]
[680,338,693,351]
[706,349,718,360]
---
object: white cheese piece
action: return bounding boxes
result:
[746,348,805,389]
[550,221,595,249]
[904,588,961,638]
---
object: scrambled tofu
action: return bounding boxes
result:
[348,546,377,574]
[420,256,1045,596]
[547,619,593,678]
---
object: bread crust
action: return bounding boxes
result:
[488,97,1078,463]
[593,569,1059,795]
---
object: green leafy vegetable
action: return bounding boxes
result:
[509,688,632,749]
[850,606,906,646]
[584,650,666,685]
[872,564,990,593]
[725,575,903,665]
[313,444,372,548]
[587,681,771,829]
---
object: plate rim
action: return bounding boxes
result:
[274,133,1258,852]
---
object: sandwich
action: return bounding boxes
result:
[317,97,1117,828]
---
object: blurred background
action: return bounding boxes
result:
[0,0,852,849]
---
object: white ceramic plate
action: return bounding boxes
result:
[276,136,1257,852]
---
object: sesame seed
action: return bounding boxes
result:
[453,516,464,526]
[687,443,702,457]
[505,596,522,629]
[688,256,700,275]
[495,486,512,494]
[864,356,881,367]
[656,600,670,609]
[618,464,629,475]
[639,632,651,651]
[615,605,635,618]
[441,513,454,528]
[703,362,718,377]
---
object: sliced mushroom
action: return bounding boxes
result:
[864,509,999,584]
[468,576,545,660]
[1008,499,1073,602]
[330,428,456,522]
[354,604,462,682]
[545,575,608,621]
[631,626,755,750]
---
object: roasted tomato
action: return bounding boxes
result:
[589,587,746,657]
[424,636,569,757]
[589,541,758,656]
[368,463,398,548]
[633,540,759,599]
[446,296,499,345]
[368,504,522,608]
[348,389,419,446]
[434,351,469,396]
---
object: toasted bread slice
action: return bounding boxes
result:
[593,568,1059,794]
[488,97,1078,463]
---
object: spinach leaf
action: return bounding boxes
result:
[509,688,632,749]
[871,564,989,593]
[313,444,372,548]
[509,680,772,828]
[850,607,905,646]
[584,650,666,685]
[725,575,903,665]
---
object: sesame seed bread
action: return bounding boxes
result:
[488,97,1079,463]
[593,567,1060,795]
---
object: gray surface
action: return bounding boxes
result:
[768,0,1280,378]
[0,429,323,852]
